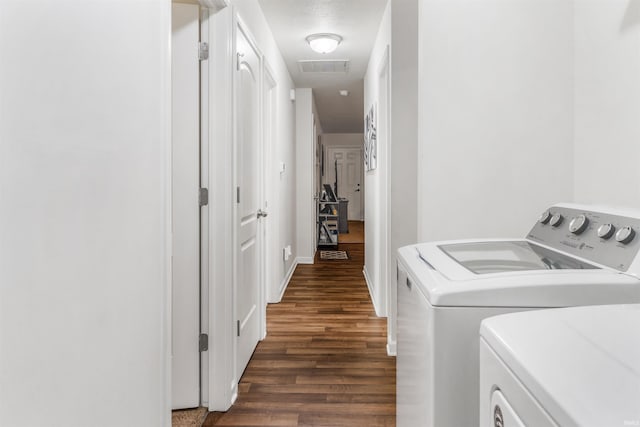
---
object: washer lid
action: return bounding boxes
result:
[416,239,599,281]
[438,241,598,275]
[398,243,640,307]
[481,305,640,427]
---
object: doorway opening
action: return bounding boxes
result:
[318,137,366,247]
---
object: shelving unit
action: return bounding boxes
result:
[317,200,340,247]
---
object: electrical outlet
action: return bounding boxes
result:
[283,245,292,261]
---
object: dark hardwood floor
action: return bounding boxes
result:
[203,242,396,426]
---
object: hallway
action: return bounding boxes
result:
[203,242,396,426]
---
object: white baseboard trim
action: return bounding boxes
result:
[296,256,314,265]
[271,258,299,303]
[386,340,397,356]
[363,266,384,317]
[230,386,238,406]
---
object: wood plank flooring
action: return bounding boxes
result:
[203,243,396,426]
[338,221,365,244]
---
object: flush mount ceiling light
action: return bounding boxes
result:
[305,33,342,54]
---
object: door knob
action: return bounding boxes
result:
[257,209,268,218]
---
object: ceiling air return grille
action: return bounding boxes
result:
[297,60,350,74]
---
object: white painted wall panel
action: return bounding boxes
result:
[417,0,574,241]
[0,1,171,426]
[574,0,640,209]
[295,88,315,262]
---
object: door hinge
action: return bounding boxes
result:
[236,320,240,337]
[236,187,240,204]
[199,333,208,352]
[198,42,209,61]
[199,188,208,206]
[236,52,244,71]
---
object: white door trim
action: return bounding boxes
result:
[262,62,278,306]
[378,46,392,323]
[199,5,211,407]
[161,2,173,422]
[208,5,235,411]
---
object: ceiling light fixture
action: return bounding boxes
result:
[305,33,342,54]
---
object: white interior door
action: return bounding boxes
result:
[326,147,363,220]
[235,24,262,380]
[172,2,200,409]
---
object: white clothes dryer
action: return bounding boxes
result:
[396,204,640,427]
[480,304,640,427]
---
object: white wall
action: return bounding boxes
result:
[0,1,171,426]
[363,2,392,317]
[295,88,316,263]
[321,133,364,148]
[417,0,575,241]
[363,0,420,344]
[388,0,419,355]
[574,0,640,208]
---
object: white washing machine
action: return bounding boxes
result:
[480,304,640,427]
[396,204,640,427]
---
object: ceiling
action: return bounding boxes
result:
[257,0,388,133]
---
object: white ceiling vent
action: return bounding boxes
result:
[297,60,350,74]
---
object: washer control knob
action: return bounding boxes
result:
[549,213,564,227]
[539,210,552,224]
[569,215,589,235]
[597,223,616,240]
[615,226,636,244]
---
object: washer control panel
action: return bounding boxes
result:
[528,206,640,272]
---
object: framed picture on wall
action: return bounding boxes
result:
[364,103,377,171]
[320,139,324,176]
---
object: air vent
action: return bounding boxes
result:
[297,60,350,73]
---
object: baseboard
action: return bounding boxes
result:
[296,256,314,265]
[272,258,299,303]
[386,340,397,357]
[363,266,384,317]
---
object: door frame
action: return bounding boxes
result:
[324,145,364,221]
[378,46,392,323]
[263,62,278,306]
[198,4,211,406]
[208,4,236,411]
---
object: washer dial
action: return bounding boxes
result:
[569,215,589,235]
[597,223,616,240]
[616,226,636,244]
[549,213,564,227]
[539,210,552,224]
